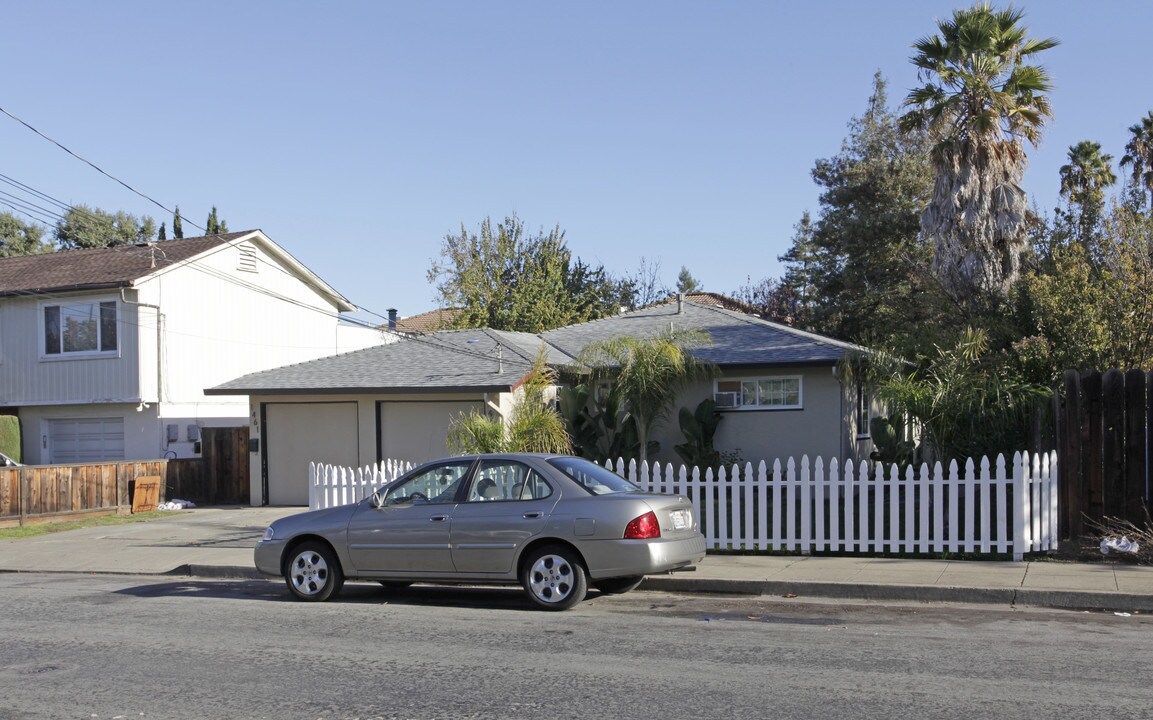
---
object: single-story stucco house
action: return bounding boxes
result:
[208,297,877,505]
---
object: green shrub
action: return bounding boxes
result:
[0,415,20,463]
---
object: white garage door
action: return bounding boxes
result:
[48,418,125,464]
[379,401,482,464]
[265,402,359,506]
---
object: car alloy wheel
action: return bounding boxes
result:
[522,545,587,611]
[285,541,344,602]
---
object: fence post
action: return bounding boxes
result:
[308,462,317,510]
[1012,451,1026,561]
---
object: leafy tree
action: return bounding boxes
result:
[0,212,50,257]
[1120,111,1153,211]
[777,72,936,354]
[1013,202,1153,381]
[172,206,184,239]
[1057,140,1116,249]
[205,206,228,235]
[55,205,156,249]
[446,348,571,454]
[900,3,1059,304]
[871,327,1048,463]
[675,266,702,294]
[429,214,631,332]
[577,330,713,465]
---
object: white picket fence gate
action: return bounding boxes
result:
[310,451,1058,560]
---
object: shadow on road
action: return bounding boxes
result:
[113,578,612,611]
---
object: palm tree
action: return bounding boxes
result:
[577,330,713,465]
[900,2,1058,304]
[446,347,572,454]
[1121,111,1153,210]
[1059,140,1116,248]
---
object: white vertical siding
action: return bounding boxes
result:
[0,294,143,405]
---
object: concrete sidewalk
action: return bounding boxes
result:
[2,506,1151,612]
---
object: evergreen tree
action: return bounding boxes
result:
[777,72,936,354]
[675,266,702,294]
[158,222,167,241]
[172,206,184,239]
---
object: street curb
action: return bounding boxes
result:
[640,576,1153,613]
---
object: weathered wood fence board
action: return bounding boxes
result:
[1057,369,1151,537]
[0,455,235,526]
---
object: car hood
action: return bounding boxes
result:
[268,503,360,536]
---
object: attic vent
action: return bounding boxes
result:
[237,243,258,273]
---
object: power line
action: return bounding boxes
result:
[0,104,205,232]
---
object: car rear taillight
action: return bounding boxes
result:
[624,511,661,539]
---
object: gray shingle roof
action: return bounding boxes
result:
[208,299,868,395]
[542,299,866,367]
[207,328,573,395]
[0,232,253,295]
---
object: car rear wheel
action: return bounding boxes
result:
[593,575,644,595]
[521,545,587,611]
[285,541,344,602]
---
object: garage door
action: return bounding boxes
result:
[379,400,482,464]
[48,418,125,463]
[264,402,359,506]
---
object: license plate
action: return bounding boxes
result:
[671,509,690,530]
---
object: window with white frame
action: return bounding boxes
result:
[714,376,802,410]
[42,299,119,357]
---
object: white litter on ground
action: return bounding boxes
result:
[1100,536,1140,555]
[157,499,197,510]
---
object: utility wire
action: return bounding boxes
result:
[0,104,204,232]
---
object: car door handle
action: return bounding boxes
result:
[522,512,544,519]
[429,515,449,522]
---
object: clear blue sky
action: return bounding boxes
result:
[4,1,1151,324]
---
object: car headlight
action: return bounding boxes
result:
[261,527,276,542]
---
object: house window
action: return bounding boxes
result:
[714,376,802,410]
[43,300,118,357]
[856,381,871,437]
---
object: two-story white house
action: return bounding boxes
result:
[0,230,387,465]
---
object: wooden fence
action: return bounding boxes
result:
[1056,369,1151,538]
[0,459,205,527]
[310,451,1058,560]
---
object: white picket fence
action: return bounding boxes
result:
[309,451,1058,560]
[308,457,415,511]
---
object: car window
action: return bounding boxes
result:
[468,460,552,502]
[547,457,639,495]
[382,461,472,505]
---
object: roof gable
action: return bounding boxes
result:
[0,230,355,311]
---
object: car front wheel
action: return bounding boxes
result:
[285,541,344,602]
[521,545,588,611]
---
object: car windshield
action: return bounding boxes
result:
[547,457,639,495]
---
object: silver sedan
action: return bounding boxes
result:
[255,453,706,610]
